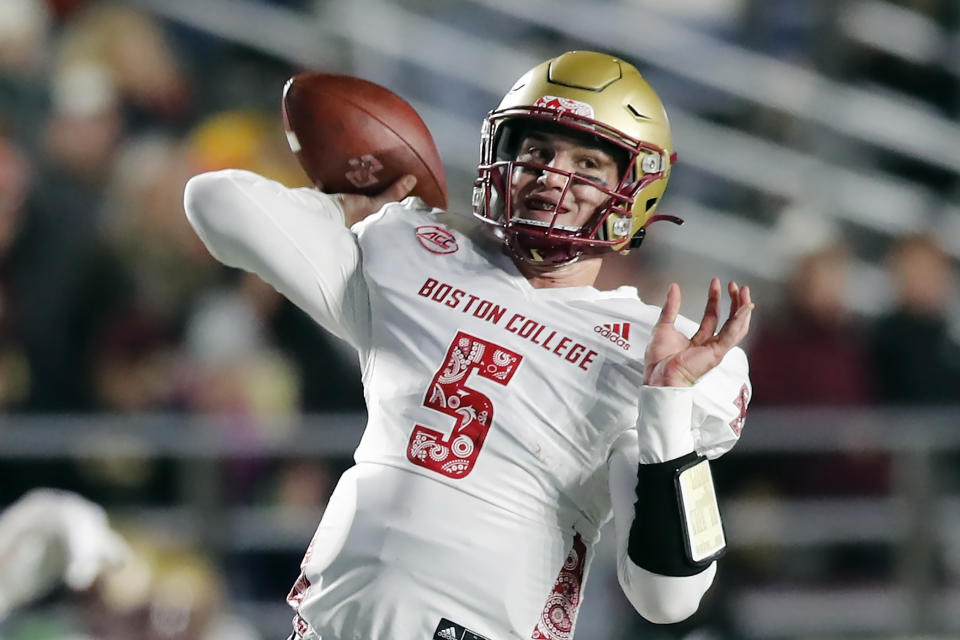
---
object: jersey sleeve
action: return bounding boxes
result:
[183,169,371,349]
[669,310,752,459]
[606,428,717,623]
[690,346,751,459]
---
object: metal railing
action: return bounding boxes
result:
[3,407,960,637]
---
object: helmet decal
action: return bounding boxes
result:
[533,95,595,119]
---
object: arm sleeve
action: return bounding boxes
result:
[607,389,717,624]
[183,169,370,348]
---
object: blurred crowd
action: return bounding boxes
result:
[0,1,357,638]
[1,0,959,639]
[0,0,365,417]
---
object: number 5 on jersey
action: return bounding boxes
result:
[407,332,522,479]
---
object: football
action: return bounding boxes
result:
[282,72,448,209]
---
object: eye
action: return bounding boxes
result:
[522,144,548,162]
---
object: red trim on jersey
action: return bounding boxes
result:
[531,534,587,640]
[730,383,750,436]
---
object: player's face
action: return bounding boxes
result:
[509,131,619,230]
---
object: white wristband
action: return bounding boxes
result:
[636,386,696,463]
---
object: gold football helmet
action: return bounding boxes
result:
[473,50,680,266]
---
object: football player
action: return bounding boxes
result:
[0,489,129,620]
[184,50,753,640]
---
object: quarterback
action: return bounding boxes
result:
[184,51,753,640]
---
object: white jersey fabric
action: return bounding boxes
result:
[184,170,751,640]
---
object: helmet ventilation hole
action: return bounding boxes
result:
[627,103,650,120]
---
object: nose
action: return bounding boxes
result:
[536,170,566,190]
[536,154,572,190]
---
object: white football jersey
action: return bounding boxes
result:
[183,171,750,640]
[291,200,748,640]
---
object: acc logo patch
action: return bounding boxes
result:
[416,225,458,254]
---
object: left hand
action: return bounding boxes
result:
[644,278,754,387]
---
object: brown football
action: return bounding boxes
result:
[282,72,448,209]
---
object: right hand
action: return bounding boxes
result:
[338,174,418,226]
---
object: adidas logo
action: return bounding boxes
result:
[434,616,487,640]
[438,626,459,640]
[606,323,630,339]
[594,322,631,351]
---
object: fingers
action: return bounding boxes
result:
[372,174,417,209]
[727,280,741,319]
[690,277,721,345]
[656,282,681,327]
[715,284,755,352]
[341,175,417,226]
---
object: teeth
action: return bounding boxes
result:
[529,200,558,211]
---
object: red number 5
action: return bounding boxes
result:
[406,331,522,479]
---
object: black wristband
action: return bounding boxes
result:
[627,451,720,577]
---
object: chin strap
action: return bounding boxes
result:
[509,233,583,267]
[629,213,685,249]
[646,214,684,226]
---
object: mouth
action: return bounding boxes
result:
[522,194,571,215]
[513,194,582,232]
